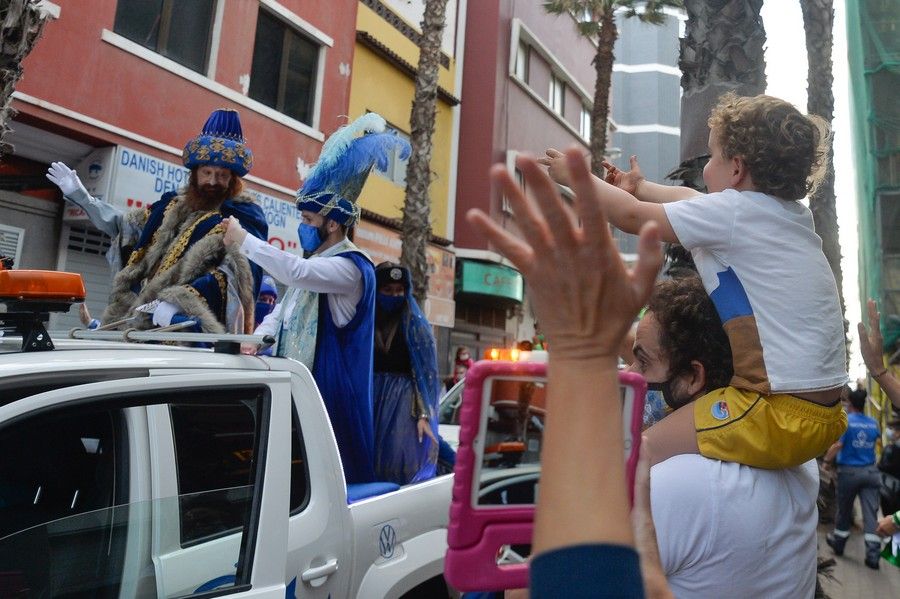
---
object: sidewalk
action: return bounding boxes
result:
[817,525,900,597]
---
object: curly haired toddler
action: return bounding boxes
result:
[544,92,848,469]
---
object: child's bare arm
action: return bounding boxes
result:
[602,156,700,204]
[591,175,680,243]
[641,404,700,467]
[538,149,698,205]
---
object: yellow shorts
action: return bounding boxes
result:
[694,386,847,469]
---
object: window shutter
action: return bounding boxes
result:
[0,224,25,266]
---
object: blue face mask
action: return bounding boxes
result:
[377,293,405,313]
[642,387,670,429]
[298,223,324,253]
[642,380,681,429]
[254,301,275,325]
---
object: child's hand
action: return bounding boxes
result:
[602,155,645,196]
[537,148,584,188]
[859,298,886,374]
[466,149,662,361]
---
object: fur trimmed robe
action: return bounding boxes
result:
[102,191,268,334]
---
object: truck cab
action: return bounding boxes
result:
[0,271,452,599]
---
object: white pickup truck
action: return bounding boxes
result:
[0,335,453,599]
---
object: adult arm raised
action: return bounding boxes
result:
[467,148,664,594]
[859,299,900,408]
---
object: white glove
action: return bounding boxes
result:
[46,161,89,197]
[152,301,181,327]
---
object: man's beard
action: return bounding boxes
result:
[188,183,228,211]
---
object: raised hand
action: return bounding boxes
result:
[859,298,886,374]
[46,161,88,197]
[467,149,662,360]
[536,148,584,188]
[601,155,645,196]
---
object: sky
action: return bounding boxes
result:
[760,1,865,380]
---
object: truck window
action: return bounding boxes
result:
[170,400,310,546]
[0,387,272,598]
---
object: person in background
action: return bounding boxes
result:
[859,298,900,406]
[224,112,409,485]
[372,262,440,484]
[467,148,665,597]
[254,275,278,328]
[78,304,101,330]
[455,346,474,370]
[825,387,882,569]
[879,419,900,519]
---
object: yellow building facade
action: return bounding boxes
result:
[348,0,461,240]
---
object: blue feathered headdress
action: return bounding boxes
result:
[183,108,253,176]
[297,113,411,226]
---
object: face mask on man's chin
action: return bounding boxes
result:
[642,378,691,429]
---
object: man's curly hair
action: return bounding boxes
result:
[708,92,830,200]
[647,275,734,392]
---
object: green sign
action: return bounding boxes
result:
[458,260,523,302]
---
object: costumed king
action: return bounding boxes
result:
[373,262,441,484]
[222,112,410,484]
[66,108,266,333]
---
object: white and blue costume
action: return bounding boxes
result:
[247,113,410,484]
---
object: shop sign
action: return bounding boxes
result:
[355,221,456,327]
[110,146,190,210]
[458,260,523,302]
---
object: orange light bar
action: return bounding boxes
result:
[0,270,86,302]
[484,347,524,361]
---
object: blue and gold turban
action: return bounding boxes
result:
[183,108,253,177]
[297,112,411,226]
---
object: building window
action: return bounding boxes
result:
[580,105,592,141]
[514,41,529,82]
[113,0,216,73]
[376,123,410,187]
[249,9,320,125]
[550,75,565,116]
[502,169,523,214]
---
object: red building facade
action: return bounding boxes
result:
[1,0,358,329]
[452,0,596,357]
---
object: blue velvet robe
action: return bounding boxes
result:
[312,250,377,484]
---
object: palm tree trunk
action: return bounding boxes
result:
[800,0,846,357]
[401,0,448,304]
[589,11,617,177]
[0,0,47,157]
[672,0,766,189]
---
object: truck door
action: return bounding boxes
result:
[0,372,291,599]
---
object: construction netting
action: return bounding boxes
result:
[847,0,900,424]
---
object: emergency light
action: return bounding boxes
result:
[0,270,85,303]
[0,269,86,352]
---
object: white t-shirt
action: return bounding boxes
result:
[652,455,818,599]
[663,189,846,393]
